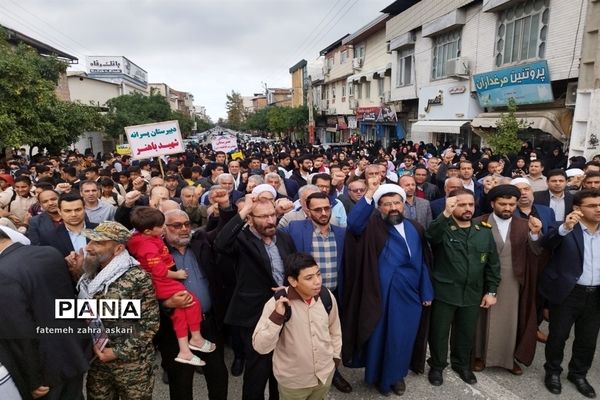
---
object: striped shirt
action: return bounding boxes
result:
[311,226,338,290]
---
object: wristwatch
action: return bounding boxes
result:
[486,292,497,297]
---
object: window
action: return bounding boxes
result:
[365,81,371,99]
[340,50,349,64]
[431,29,461,79]
[396,47,414,87]
[341,84,346,97]
[354,44,365,61]
[325,84,329,100]
[331,85,336,99]
[357,83,362,99]
[495,0,549,67]
[378,77,385,96]
[348,82,354,97]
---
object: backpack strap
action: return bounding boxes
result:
[319,286,333,315]
[6,190,17,213]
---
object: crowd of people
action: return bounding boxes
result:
[0,137,599,400]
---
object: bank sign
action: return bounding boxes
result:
[473,60,553,107]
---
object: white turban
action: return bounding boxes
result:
[252,184,277,199]
[0,226,31,245]
[566,168,584,178]
[510,177,531,187]
[373,184,406,205]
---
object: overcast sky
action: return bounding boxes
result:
[0,0,393,121]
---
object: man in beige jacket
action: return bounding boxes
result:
[253,253,342,400]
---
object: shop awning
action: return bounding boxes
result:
[411,120,469,134]
[471,109,573,142]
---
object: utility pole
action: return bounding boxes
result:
[307,75,315,145]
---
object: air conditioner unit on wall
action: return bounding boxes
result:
[565,82,577,107]
[446,57,470,77]
[350,99,358,109]
[352,58,363,69]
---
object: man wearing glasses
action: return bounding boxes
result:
[338,178,367,214]
[281,191,352,393]
[541,190,600,398]
[214,195,296,400]
[159,206,229,400]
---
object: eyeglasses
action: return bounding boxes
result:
[309,206,331,213]
[580,204,600,209]
[349,188,366,193]
[165,221,191,230]
[250,213,277,220]
[380,201,403,208]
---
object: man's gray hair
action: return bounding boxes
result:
[265,172,282,183]
[217,173,234,184]
[180,185,195,194]
[164,209,189,220]
[248,175,264,185]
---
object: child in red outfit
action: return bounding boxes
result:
[128,206,215,366]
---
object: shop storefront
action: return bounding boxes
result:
[356,105,405,148]
[411,82,482,147]
[470,60,572,152]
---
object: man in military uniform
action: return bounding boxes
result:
[67,221,160,400]
[425,188,501,386]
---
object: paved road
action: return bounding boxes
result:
[151,323,600,399]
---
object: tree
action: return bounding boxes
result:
[105,92,197,138]
[243,108,268,132]
[0,29,105,153]
[195,116,215,133]
[225,90,245,130]
[481,98,528,157]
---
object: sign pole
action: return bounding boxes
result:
[157,157,165,178]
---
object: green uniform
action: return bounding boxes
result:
[86,267,160,400]
[425,213,501,370]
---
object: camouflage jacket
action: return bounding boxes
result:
[93,266,159,363]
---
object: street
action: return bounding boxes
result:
[151,322,600,399]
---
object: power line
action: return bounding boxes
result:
[4,0,96,55]
[0,4,86,61]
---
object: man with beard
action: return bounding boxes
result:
[343,180,433,396]
[214,196,296,400]
[426,188,500,386]
[473,185,543,375]
[289,155,313,188]
[66,221,159,400]
[281,192,352,393]
[159,209,229,400]
[26,189,63,245]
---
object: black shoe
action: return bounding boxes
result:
[392,379,406,396]
[230,358,244,377]
[195,366,204,374]
[428,368,443,386]
[161,370,169,384]
[377,386,391,397]
[452,367,477,384]
[332,371,353,393]
[568,375,596,398]
[544,374,562,395]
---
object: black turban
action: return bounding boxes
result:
[487,184,521,201]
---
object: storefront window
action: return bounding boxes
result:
[495,0,549,67]
[432,29,461,80]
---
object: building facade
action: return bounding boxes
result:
[385,0,585,151]
[87,56,149,95]
[289,59,308,107]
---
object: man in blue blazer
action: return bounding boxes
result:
[540,190,600,398]
[279,191,352,393]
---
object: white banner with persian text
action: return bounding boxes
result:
[125,120,184,159]
[211,135,238,153]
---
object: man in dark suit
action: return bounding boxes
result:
[534,169,573,222]
[430,177,464,219]
[214,196,296,400]
[26,189,62,245]
[43,192,97,258]
[0,228,90,400]
[540,190,600,398]
[414,166,442,201]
